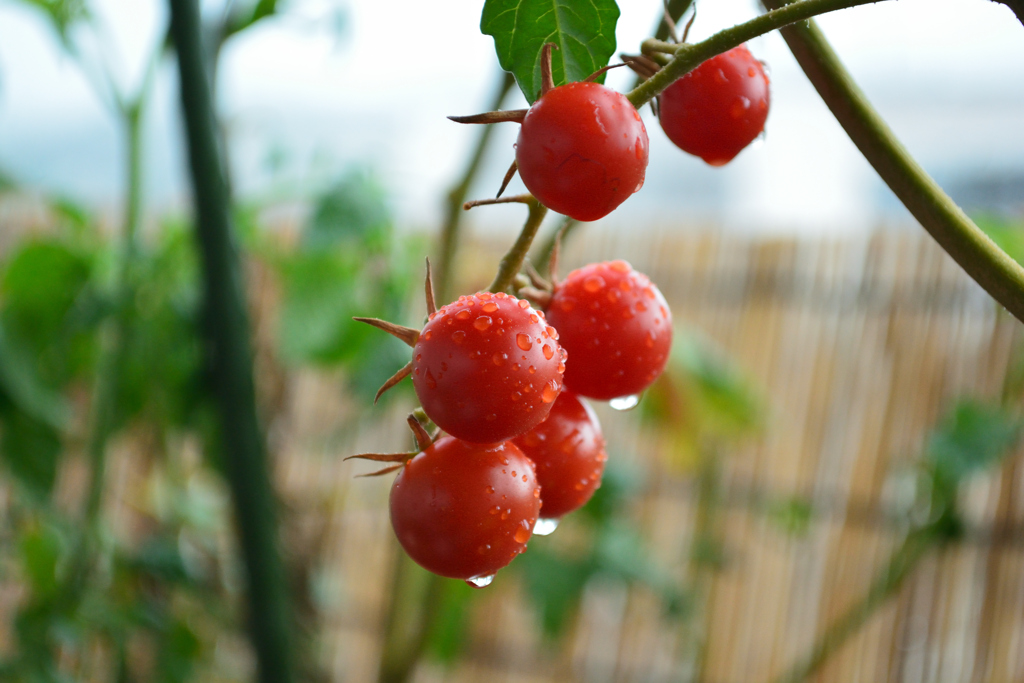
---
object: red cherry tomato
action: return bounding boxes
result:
[389,437,541,581]
[516,81,649,222]
[659,45,770,166]
[413,292,565,444]
[513,392,607,519]
[545,260,672,401]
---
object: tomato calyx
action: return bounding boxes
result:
[353,258,439,404]
[345,413,437,477]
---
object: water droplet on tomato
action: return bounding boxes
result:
[514,520,532,543]
[583,275,605,292]
[533,518,559,536]
[456,309,471,320]
[477,544,491,554]
[478,292,492,300]
[485,485,495,494]
[542,344,554,360]
[636,301,648,312]
[511,391,522,401]
[466,574,495,588]
[482,302,498,313]
[530,314,539,324]
[516,334,532,351]
[541,380,559,403]
[522,474,528,482]
[610,394,640,411]
[518,299,530,309]
[486,413,497,421]
[425,370,437,389]
[511,470,517,478]
[452,330,466,344]
[545,325,558,340]
[423,330,432,340]
[492,352,507,366]
[474,316,492,331]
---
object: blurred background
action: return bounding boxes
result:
[0,0,1023,681]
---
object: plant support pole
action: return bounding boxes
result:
[168,1,296,682]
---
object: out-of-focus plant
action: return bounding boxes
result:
[264,170,424,405]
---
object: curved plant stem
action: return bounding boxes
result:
[770,527,937,683]
[488,198,549,293]
[168,0,296,681]
[435,71,516,302]
[761,0,1024,324]
[531,216,578,275]
[627,0,887,110]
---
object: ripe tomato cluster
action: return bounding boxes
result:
[353,261,671,585]
[350,39,772,586]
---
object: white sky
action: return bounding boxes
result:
[0,0,1022,233]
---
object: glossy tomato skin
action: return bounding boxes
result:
[516,81,649,222]
[659,45,770,166]
[390,437,541,580]
[412,292,565,444]
[513,392,607,519]
[545,260,672,401]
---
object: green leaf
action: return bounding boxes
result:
[20,523,64,598]
[481,0,620,103]
[0,323,69,429]
[1,410,62,498]
[2,241,92,347]
[423,580,477,663]
[519,542,594,637]
[926,399,1021,482]
[156,620,201,683]
[303,171,391,252]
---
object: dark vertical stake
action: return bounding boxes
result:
[167,1,296,681]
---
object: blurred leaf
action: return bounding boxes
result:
[2,241,93,348]
[481,0,620,103]
[0,323,68,428]
[122,537,191,585]
[16,0,88,44]
[303,171,391,252]
[156,620,201,683]
[578,458,642,525]
[223,0,281,40]
[926,399,1021,483]
[1,410,61,498]
[423,579,476,664]
[19,523,64,598]
[519,542,594,637]
[766,497,813,537]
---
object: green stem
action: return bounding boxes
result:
[435,71,516,302]
[488,198,548,293]
[531,216,578,275]
[167,1,296,682]
[770,527,937,683]
[760,1,1024,324]
[627,0,886,110]
[83,100,144,524]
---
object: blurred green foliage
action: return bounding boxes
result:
[272,169,424,403]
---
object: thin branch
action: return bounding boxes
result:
[761,0,1024,324]
[770,527,938,683]
[435,71,517,303]
[496,160,518,198]
[540,42,557,95]
[627,0,890,110]
[488,198,549,293]
[464,193,535,210]
[406,414,433,452]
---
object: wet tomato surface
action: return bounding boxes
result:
[545,260,672,401]
[516,81,649,222]
[659,44,770,166]
[390,437,541,581]
[413,292,565,444]
[513,392,607,519]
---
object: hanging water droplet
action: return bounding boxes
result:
[466,574,495,588]
[533,518,560,536]
[610,394,640,411]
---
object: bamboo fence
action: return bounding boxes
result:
[267,228,1024,683]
